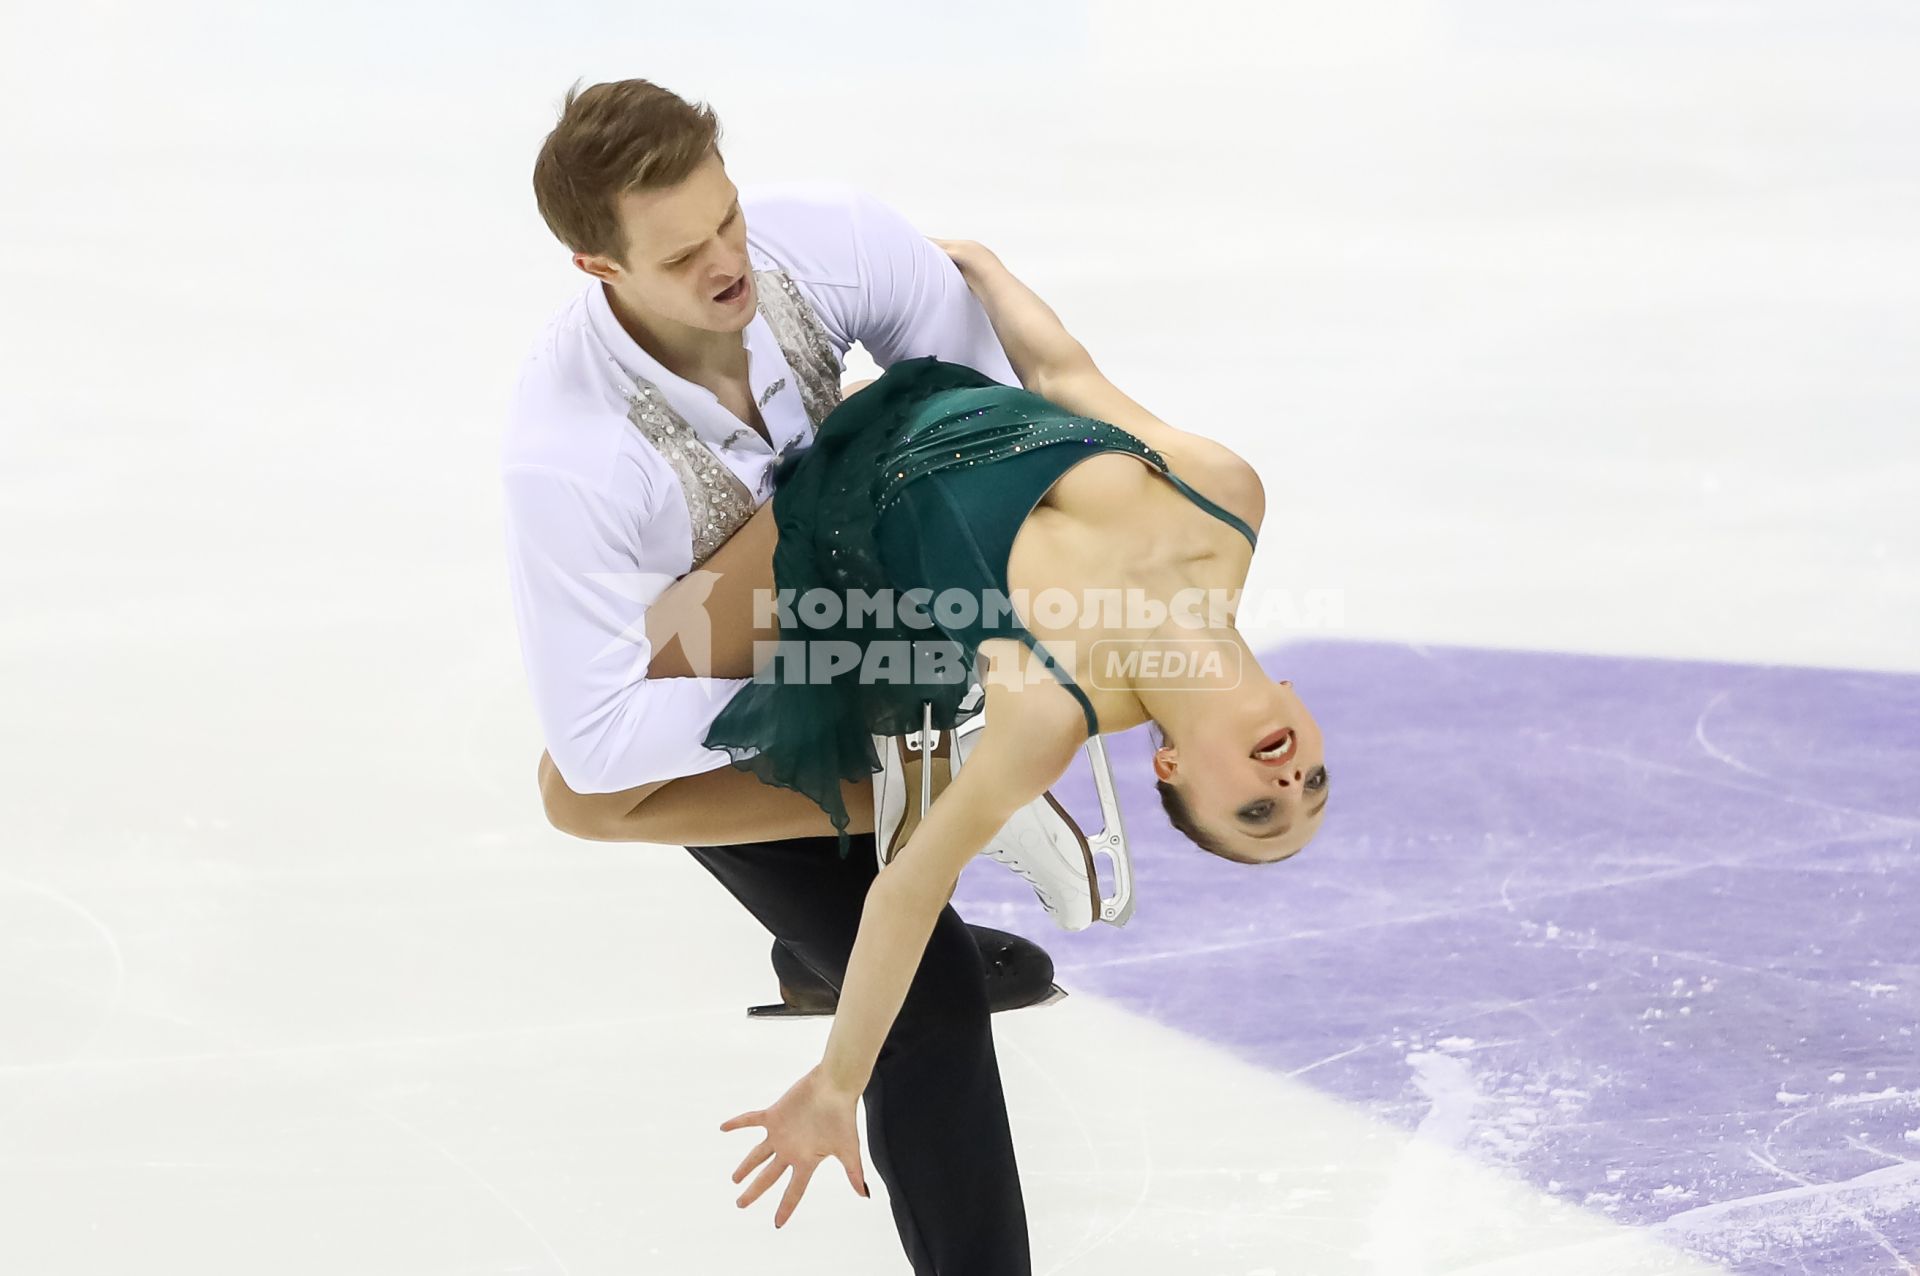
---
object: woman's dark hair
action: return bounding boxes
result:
[1149,722,1264,865]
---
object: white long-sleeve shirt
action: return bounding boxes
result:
[502,183,1018,796]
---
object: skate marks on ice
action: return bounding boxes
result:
[990,994,1726,1275]
[954,640,1920,1273]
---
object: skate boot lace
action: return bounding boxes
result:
[982,842,1059,911]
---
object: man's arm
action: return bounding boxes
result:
[502,462,748,801]
[752,186,1019,384]
[844,192,1019,381]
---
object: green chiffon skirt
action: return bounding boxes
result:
[699,358,1000,856]
[701,355,1148,855]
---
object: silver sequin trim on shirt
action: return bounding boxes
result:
[753,269,843,428]
[615,377,758,569]
[608,268,843,567]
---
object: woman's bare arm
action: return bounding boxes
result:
[931,240,1264,533]
[817,698,1083,1095]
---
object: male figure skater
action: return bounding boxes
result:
[502,78,1057,1273]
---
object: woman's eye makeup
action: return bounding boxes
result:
[1239,800,1274,822]
[1304,766,1328,792]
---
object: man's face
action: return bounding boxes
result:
[585,151,755,334]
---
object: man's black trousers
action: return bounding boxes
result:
[686,831,1031,1275]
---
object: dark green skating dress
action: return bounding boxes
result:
[700,357,1257,856]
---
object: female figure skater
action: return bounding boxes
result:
[685,240,1332,1226]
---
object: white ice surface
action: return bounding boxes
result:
[3,0,1916,1271]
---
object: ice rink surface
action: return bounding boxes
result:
[3,1,1917,1272]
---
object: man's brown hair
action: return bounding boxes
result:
[532,78,724,265]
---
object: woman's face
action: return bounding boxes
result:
[1153,680,1330,864]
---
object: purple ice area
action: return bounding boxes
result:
[954,639,1920,1273]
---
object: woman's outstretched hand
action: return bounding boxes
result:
[720,1066,870,1228]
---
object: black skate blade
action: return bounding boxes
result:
[745,1000,831,1019]
[747,983,1069,1019]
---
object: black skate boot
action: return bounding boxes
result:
[747,924,1067,1018]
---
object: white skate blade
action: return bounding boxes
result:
[1082,734,1136,927]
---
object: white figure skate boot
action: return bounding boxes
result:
[871,702,955,869]
[877,690,1136,932]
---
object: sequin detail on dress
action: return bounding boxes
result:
[875,410,1165,516]
[701,357,1231,857]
